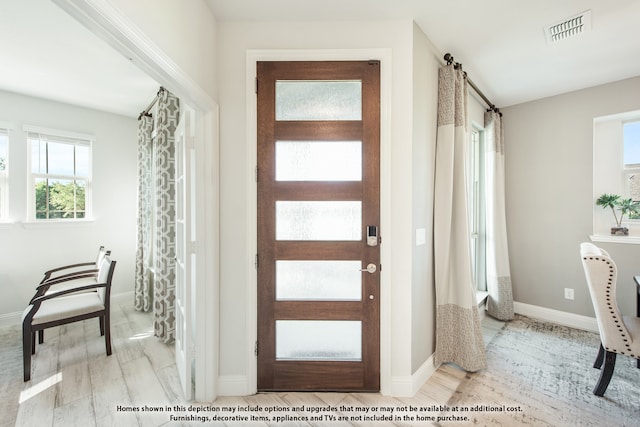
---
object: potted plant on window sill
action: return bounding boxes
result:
[596,193,640,235]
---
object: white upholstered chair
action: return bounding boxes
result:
[580,242,640,396]
[31,246,110,345]
[22,256,116,382]
[36,245,110,292]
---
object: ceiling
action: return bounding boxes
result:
[0,0,159,118]
[1,0,639,117]
[206,0,640,108]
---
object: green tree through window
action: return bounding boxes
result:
[27,127,92,220]
[624,121,640,219]
[35,180,86,219]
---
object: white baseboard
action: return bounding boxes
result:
[0,311,21,327]
[112,291,134,303]
[388,353,438,397]
[217,375,251,396]
[514,301,598,333]
[411,353,438,396]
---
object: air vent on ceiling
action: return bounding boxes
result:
[545,10,591,43]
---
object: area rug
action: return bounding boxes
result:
[445,315,640,426]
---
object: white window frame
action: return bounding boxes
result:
[24,125,93,221]
[469,127,487,291]
[623,120,640,218]
[592,110,640,243]
[0,122,11,221]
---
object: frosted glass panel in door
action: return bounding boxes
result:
[276,201,361,241]
[275,81,362,121]
[276,260,361,300]
[276,141,362,181]
[276,320,362,361]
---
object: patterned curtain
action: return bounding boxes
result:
[134,88,180,344]
[484,111,514,320]
[433,64,487,372]
[134,115,153,312]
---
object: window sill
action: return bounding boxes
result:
[21,219,95,229]
[589,234,640,245]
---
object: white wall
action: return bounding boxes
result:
[105,0,218,101]
[410,23,439,373]
[0,90,137,317]
[503,76,640,318]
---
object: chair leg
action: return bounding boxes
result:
[99,317,104,337]
[594,344,605,369]
[593,350,616,396]
[103,314,112,356]
[38,330,44,344]
[23,326,32,382]
[31,332,36,355]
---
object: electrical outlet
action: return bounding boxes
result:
[564,288,575,300]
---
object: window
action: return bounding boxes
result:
[593,110,640,239]
[469,128,486,291]
[25,127,92,220]
[0,126,8,220]
[623,121,640,219]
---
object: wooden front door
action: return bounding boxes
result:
[257,60,380,391]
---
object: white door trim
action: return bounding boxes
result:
[53,0,220,402]
[244,49,392,395]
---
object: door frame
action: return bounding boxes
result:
[55,0,220,402]
[245,49,392,395]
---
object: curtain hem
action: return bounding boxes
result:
[435,303,487,372]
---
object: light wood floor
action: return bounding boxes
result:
[1,296,504,427]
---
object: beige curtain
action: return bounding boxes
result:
[484,111,514,320]
[134,87,180,344]
[433,64,487,372]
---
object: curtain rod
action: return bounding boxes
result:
[443,53,501,116]
[137,86,165,121]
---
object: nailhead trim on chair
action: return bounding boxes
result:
[585,256,634,356]
[582,246,640,397]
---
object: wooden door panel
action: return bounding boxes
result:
[274,242,362,259]
[275,182,361,201]
[274,121,362,140]
[274,362,364,391]
[274,301,362,320]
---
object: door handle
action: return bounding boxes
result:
[360,263,377,274]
